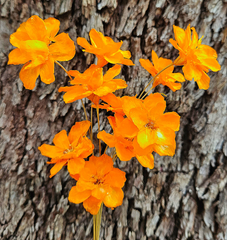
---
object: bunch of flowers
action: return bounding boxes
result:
[8,15,221,240]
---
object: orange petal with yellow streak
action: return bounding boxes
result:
[103,187,124,208]
[136,154,154,169]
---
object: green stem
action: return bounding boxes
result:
[139,63,174,99]
[93,203,103,240]
[91,106,93,149]
[96,107,101,157]
[81,99,88,121]
[55,61,89,127]
[55,61,73,81]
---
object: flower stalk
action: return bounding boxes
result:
[139,62,174,99]
[93,203,103,240]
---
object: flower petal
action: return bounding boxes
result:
[49,160,67,178]
[198,57,221,72]
[19,62,40,90]
[196,70,210,90]
[155,127,176,146]
[89,29,105,48]
[182,62,202,81]
[136,154,154,169]
[83,196,102,215]
[39,58,55,84]
[58,86,91,103]
[90,154,113,177]
[103,64,121,82]
[91,185,110,200]
[156,112,180,131]
[115,142,135,161]
[67,158,85,175]
[153,143,176,156]
[8,48,31,65]
[10,22,31,47]
[68,186,91,204]
[118,118,139,138]
[44,17,60,39]
[143,93,165,110]
[38,144,63,158]
[68,121,90,144]
[103,187,124,208]
[53,130,70,149]
[97,131,116,148]
[139,58,157,76]
[173,25,186,48]
[50,33,75,61]
[104,168,126,188]
[129,108,149,129]
[137,127,157,148]
[24,15,47,41]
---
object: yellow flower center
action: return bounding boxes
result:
[63,144,74,154]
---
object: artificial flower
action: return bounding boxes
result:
[98,113,154,169]
[38,121,93,178]
[59,64,127,104]
[140,51,185,91]
[77,29,134,67]
[8,15,75,90]
[122,93,180,153]
[68,154,126,215]
[169,24,221,89]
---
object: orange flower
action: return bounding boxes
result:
[122,93,180,155]
[92,93,125,116]
[38,121,93,178]
[140,51,185,91]
[98,113,155,169]
[77,29,134,67]
[8,15,75,90]
[68,154,126,215]
[169,24,221,89]
[58,64,127,104]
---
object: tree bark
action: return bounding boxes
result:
[0,0,227,239]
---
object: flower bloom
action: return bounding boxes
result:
[169,24,221,89]
[68,154,126,215]
[8,15,75,89]
[140,51,185,91]
[92,93,125,116]
[122,93,180,155]
[98,113,154,169]
[38,121,93,178]
[77,29,134,67]
[58,64,127,104]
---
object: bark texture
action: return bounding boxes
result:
[0,0,227,239]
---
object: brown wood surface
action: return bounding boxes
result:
[0,0,227,239]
